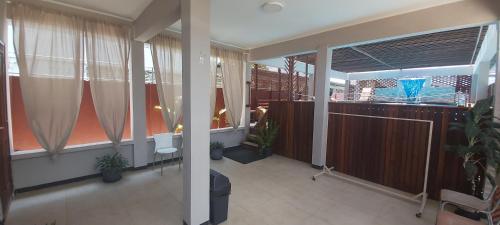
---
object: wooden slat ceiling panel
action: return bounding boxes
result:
[295,26,488,73]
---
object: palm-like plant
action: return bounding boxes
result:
[448,97,500,195]
[96,152,129,172]
[255,120,279,154]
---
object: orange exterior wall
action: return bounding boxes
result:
[145,84,228,136]
[11,77,228,151]
[10,77,131,151]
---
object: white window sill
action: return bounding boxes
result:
[145,126,246,141]
[11,139,134,161]
[11,126,247,160]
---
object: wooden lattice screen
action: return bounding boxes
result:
[251,68,309,108]
[348,75,472,103]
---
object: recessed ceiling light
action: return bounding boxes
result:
[261,1,285,13]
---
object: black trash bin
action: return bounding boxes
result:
[210,169,231,225]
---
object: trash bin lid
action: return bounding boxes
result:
[210,169,231,194]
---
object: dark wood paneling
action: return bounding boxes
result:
[0,42,12,221]
[268,101,475,200]
[268,101,313,163]
[327,103,472,199]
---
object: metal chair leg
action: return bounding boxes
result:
[152,152,157,170]
[487,213,493,225]
[160,155,164,176]
[178,151,181,169]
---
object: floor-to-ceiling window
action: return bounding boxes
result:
[143,43,229,137]
[7,22,131,151]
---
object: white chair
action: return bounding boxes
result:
[440,186,499,225]
[153,133,180,175]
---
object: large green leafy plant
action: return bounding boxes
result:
[255,120,279,154]
[448,97,500,195]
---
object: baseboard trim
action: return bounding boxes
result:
[15,157,182,194]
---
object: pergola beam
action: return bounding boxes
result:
[133,0,180,42]
[351,46,397,69]
[470,25,484,64]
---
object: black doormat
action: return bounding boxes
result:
[223,146,266,164]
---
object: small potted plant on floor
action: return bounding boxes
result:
[255,120,279,156]
[210,141,225,160]
[96,152,129,183]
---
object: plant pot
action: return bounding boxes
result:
[102,168,123,183]
[261,148,272,157]
[211,148,224,160]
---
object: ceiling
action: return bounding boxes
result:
[54,0,462,49]
[53,0,154,21]
[296,26,488,73]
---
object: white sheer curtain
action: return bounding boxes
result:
[219,48,244,129]
[150,35,183,132]
[209,47,218,123]
[85,20,130,148]
[11,4,84,154]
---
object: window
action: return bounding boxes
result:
[7,22,131,151]
[144,44,228,136]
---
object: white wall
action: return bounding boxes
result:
[11,128,246,190]
[249,0,499,61]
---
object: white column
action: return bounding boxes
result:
[307,70,315,99]
[495,21,500,119]
[244,59,251,134]
[311,45,332,167]
[0,0,6,43]
[181,0,210,224]
[344,78,350,101]
[471,61,490,102]
[130,41,148,168]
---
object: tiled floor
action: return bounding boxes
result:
[6,155,438,225]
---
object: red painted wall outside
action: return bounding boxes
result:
[145,84,228,136]
[11,77,228,151]
[10,77,131,151]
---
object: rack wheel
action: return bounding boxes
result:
[312,176,316,181]
[416,213,422,218]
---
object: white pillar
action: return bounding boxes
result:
[181,0,210,224]
[344,78,350,101]
[244,59,251,134]
[471,61,490,102]
[495,21,500,119]
[307,70,315,99]
[311,45,332,167]
[130,41,148,168]
[0,0,6,43]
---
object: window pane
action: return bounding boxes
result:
[8,21,131,151]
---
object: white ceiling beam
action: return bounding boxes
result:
[351,46,397,69]
[473,24,498,68]
[133,0,180,42]
[249,0,500,61]
[347,65,474,81]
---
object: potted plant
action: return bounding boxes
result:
[210,141,225,160]
[448,97,500,197]
[255,120,279,156]
[96,152,129,183]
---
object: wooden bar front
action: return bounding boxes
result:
[268,101,473,200]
